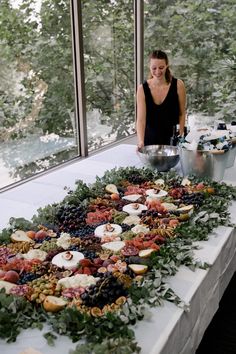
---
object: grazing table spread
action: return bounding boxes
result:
[0,144,236,354]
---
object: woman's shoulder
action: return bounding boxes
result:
[174,77,185,87]
[137,81,148,92]
[171,77,185,90]
[176,79,186,93]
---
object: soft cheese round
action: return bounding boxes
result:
[145,189,168,199]
[52,251,84,269]
[122,203,147,216]
[94,223,122,238]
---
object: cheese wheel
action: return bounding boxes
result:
[145,189,168,199]
[94,223,122,238]
[122,203,147,216]
[52,251,84,269]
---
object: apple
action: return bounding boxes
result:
[3,270,19,283]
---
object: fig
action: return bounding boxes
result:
[34,230,48,240]
[0,270,6,279]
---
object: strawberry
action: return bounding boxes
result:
[83,267,92,275]
[79,259,93,267]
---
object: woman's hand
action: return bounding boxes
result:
[136,142,144,152]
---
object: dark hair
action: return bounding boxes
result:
[148,50,172,83]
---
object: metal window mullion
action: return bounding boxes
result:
[135,0,144,89]
[70,0,88,157]
[134,0,144,123]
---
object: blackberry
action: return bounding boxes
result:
[18,272,40,284]
[72,225,96,238]
[121,223,132,232]
[181,193,204,207]
[79,249,97,260]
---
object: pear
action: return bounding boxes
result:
[10,230,34,243]
[177,205,194,214]
[138,249,154,258]
[43,296,67,312]
[128,264,148,275]
[105,184,119,194]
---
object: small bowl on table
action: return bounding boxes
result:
[137,145,180,172]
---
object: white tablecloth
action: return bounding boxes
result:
[0,144,235,354]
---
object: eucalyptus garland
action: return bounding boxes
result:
[0,167,235,354]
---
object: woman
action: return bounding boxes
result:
[136,50,186,148]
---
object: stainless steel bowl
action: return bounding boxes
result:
[137,145,180,172]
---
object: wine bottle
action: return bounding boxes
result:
[170,124,179,146]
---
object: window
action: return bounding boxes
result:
[82,0,135,151]
[0,0,78,189]
[143,0,236,128]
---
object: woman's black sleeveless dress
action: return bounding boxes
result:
[143,78,180,145]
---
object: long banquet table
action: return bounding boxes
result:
[0,143,235,354]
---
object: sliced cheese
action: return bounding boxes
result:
[101,241,125,252]
[58,274,98,289]
[122,215,141,226]
[131,224,150,234]
[23,249,47,261]
[122,194,142,202]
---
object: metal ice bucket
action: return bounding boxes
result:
[179,147,229,181]
[226,142,236,168]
